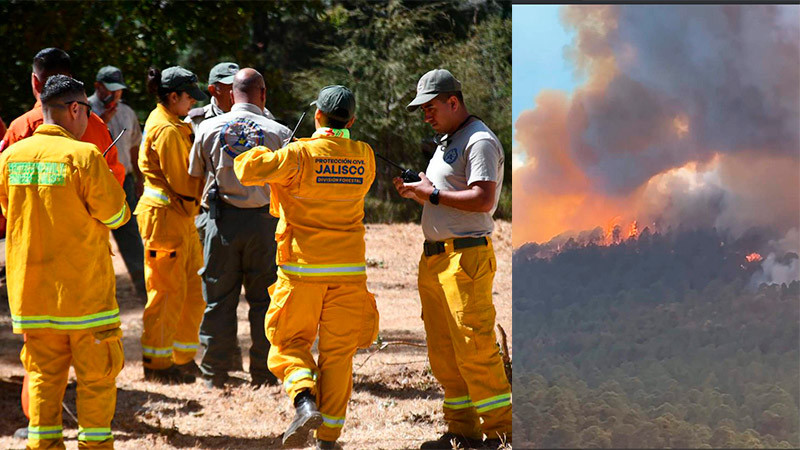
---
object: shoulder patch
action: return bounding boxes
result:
[220,118,266,158]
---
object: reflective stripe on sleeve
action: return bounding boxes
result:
[473,393,511,413]
[283,368,316,390]
[12,309,120,331]
[173,341,199,351]
[28,425,63,439]
[101,203,128,228]
[443,395,474,410]
[78,427,112,441]
[142,346,173,357]
[320,413,345,428]
[142,186,170,205]
[279,263,366,277]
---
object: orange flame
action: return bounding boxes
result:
[628,220,638,239]
[745,252,762,263]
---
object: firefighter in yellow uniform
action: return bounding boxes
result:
[0,75,129,449]
[396,69,511,449]
[234,85,378,450]
[136,66,207,383]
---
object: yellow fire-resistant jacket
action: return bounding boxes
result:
[0,124,130,334]
[233,129,375,281]
[136,103,201,217]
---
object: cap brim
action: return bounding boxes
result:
[215,75,235,85]
[102,82,127,91]
[186,84,208,101]
[406,92,438,112]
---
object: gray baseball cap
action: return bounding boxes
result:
[96,65,127,91]
[161,66,207,101]
[209,62,239,85]
[312,85,356,122]
[407,69,462,112]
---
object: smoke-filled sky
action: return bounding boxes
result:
[513,5,800,248]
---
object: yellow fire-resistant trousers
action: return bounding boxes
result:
[21,328,124,449]
[418,238,512,441]
[266,276,379,442]
[137,206,205,369]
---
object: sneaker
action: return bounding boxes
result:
[175,360,202,377]
[316,439,338,449]
[420,432,484,449]
[282,391,323,448]
[144,365,195,384]
[13,426,28,439]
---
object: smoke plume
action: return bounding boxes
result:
[513,5,800,249]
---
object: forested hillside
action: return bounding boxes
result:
[513,228,799,448]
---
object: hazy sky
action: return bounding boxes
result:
[512,5,581,125]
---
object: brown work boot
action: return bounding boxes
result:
[175,359,202,377]
[421,432,484,449]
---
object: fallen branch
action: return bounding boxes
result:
[497,324,512,389]
[355,340,427,371]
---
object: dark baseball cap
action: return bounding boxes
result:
[312,85,355,122]
[407,69,462,112]
[96,65,127,91]
[161,66,207,101]
[209,62,239,85]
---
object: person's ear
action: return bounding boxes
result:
[261,87,266,104]
[168,91,179,105]
[208,84,217,97]
[229,89,235,105]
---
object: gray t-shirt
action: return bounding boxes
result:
[188,103,291,208]
[421,118,504,241]
[88,94,143,175]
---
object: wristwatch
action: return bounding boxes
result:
[429,188,440,205]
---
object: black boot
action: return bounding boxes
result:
[420,432,484,449]
[282,390,323,448]
[144,365,195,384]
[316,439,338,449]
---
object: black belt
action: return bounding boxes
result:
[423,236,488,257]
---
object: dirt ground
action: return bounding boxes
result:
[0,221,511,449]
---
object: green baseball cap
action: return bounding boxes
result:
[407,69,462,112]
[312,85,356,122]
[161,66,207,101]
[209,62,239,85]
[96,65,127,91]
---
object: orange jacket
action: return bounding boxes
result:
[234,128,375,282]
[0,100,125,186]
[0,124,129,334]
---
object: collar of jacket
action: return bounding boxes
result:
[230,103,264,115]
[34,123,78,140]
[312,127,350,139]
[154,102,187,126]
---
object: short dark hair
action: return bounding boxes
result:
[40,75,85,105]
[318,111,348,129]
[435,91,464,105]
[33,48,71,81]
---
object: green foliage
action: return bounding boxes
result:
[0,0,511,223]
[513,229,800,448]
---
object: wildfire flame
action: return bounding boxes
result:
[745,252,763,263]
[628,220,638,239]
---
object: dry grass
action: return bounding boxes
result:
[0,221,510,449]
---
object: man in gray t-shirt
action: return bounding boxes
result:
[89,65,146,298]
[188,68,291,388]
[394,69,511,449]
